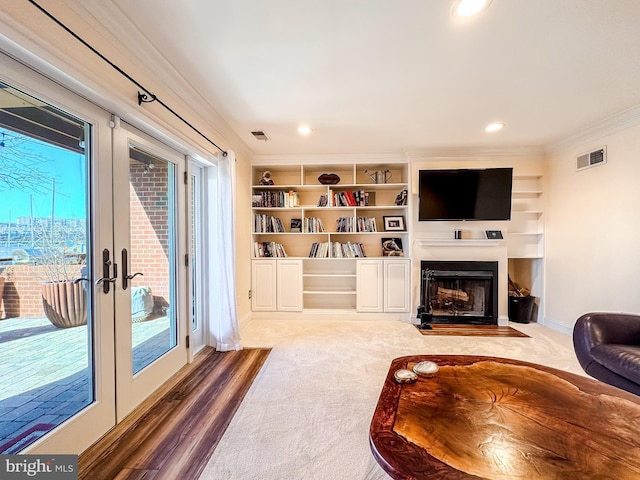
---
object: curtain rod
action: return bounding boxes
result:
[27,0,228,156]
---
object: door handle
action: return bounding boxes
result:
[98,249,117,294]
[122,248,144,290]
[96,276,117,286]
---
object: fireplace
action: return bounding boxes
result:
[418,260,498,326]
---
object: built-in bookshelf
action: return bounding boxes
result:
[250,162,410,313]
[251,163,410,259]
[508,174,544,259]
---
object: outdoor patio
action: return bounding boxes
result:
[0,315,171,453]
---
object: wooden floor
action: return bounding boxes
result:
[79,347,270,480]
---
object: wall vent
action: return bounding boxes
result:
[251,131,270,141]
[576,146,606,171]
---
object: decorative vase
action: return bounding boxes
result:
[41,281,88,328]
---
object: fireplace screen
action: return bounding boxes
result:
[419,261,498,325]
[426,271,492,318]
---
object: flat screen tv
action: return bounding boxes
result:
[418,168,513,221]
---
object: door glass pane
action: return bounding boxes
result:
[190,173,198,333]
[0,81,93,452]
[128,146,177,374]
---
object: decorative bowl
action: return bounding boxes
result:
[413,361,439,377]
[394,369,418,384]
[318,173,340,185]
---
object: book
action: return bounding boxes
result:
[254,241,288,257]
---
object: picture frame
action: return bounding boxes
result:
[382,238,404,256]
[383,215,405,231]
[290,218,302,233]
[485,230,503,240]
[394,189,408,206]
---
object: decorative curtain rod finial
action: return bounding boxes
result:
[137,91,157,106]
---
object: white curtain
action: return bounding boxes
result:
[207,150,242,351]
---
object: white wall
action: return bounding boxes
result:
[544,124,640,331]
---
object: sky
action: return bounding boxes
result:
[0,129,87,224]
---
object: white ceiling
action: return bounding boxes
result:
[104,0,640,155]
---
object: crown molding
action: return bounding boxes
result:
[547,103,640,155]
[251,153,407,165]
[406,146,545,161]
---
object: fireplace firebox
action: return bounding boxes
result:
[418,261,498,327]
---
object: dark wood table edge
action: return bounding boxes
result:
[369,354,640,480]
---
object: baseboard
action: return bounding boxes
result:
[238,311,252,328]
[249,310,413,322]
[541,316,574,336]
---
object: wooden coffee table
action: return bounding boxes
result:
[370,355,640,479]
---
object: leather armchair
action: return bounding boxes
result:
[573,312,640,396]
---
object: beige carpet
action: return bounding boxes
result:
[198,319,583,480]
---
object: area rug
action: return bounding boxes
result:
[198,320,579,480]
[0,423,55,454]
[416,324,530,337]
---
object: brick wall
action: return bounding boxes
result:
[129,162,172,305]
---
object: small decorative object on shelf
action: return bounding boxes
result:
[365,169,392,184]
[413,361,439,378]
[394,369,417,384]
[485,230,503,240]
[383,215,405,231]
[382,238,404,256]
[258,170,274,185]
[318,173,340,185]
[394,189,408,206]
[290,218,302,233]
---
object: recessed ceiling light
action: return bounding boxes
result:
[298,126,312,135]
[485,122,504,133]
[453,0,492,17]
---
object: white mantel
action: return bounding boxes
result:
[414,239,504,248]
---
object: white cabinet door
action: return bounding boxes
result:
[356,260,384,312]
[384,259,411,312]
[252,260,277,311]
[277,259,303,311]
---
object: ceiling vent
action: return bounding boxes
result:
[576,146,606,171]
[251,131,270,141]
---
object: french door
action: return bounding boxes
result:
[0,54,191,454]
[0,56,116,455]
[112,122,188,421]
